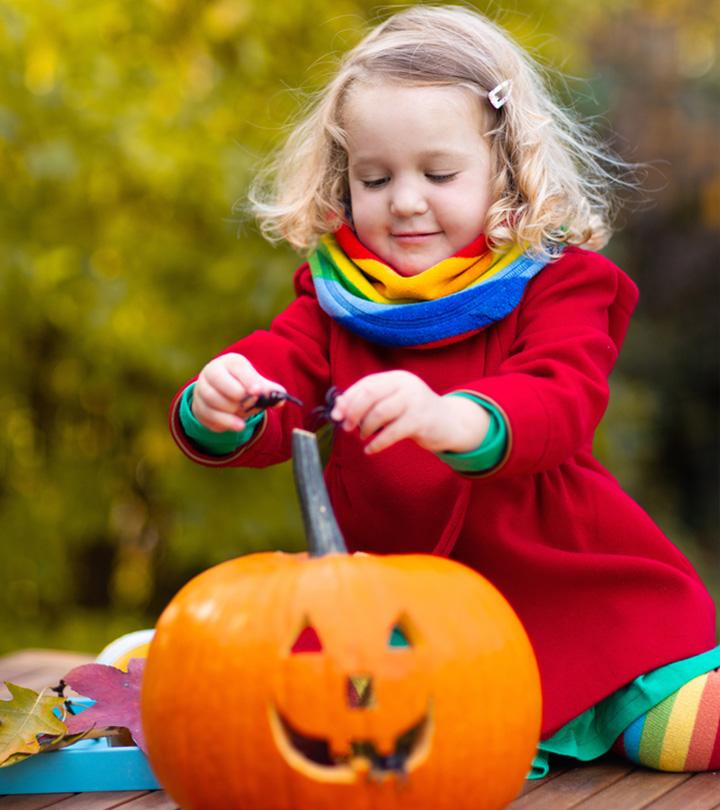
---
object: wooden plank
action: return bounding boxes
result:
[508,761,634,808]
[2,666,81,695]
[512,767,571,800]
[1,775,717,810]
[114,794,178,809]
[0,653,62,699]
[0,652,93,676]
[572,769,692,809]
[0,785,173,807]
[0,796,75,808]
[0,652,94,700]
[49,793,150,809]
[641,771,720,810]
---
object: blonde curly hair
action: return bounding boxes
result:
[249,5,629,259]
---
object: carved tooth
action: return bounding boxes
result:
[330,738,351,761]
[350,755,371,774]
[374,732,396,758]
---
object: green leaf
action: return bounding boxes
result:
[0,683,67,767]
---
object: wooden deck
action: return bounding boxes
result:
[1,650,718,809]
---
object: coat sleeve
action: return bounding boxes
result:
[169,263,331,468]
[454,248,639,478]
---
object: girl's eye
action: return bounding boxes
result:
[426,172,458,184]
[361,177,389,189]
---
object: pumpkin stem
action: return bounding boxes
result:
[292,428,348,557]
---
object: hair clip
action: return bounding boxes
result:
[488,79,512,110]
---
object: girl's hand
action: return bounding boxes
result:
[191,353,287,433]
[330,371,490,455]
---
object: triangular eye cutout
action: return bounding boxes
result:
[388,623,412,649]
[291,624,323,654]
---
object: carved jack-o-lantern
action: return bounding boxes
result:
[141,430,541,810]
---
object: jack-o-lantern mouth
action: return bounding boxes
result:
[269,705,433,782]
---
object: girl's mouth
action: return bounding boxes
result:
[391,232,441,245]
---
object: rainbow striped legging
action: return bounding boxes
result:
[613,667,720,771]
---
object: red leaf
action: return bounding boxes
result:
[63,659,147,753]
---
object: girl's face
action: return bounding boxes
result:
[345,82,494,276]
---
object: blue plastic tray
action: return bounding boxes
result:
[0,701,160,794]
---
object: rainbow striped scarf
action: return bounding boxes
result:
[308,225,556,348]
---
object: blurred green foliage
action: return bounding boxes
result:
[0,0,717,654]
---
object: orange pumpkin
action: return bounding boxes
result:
[141,429,542,810]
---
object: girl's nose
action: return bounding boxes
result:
[389,180,429,218]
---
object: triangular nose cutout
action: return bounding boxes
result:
[347,675,374,708]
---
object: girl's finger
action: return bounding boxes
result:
[364,414,414,454]
[357,391,406,439]
[222,353,257,383]
[204,364,248,402]
[333,376,398,428]
[192,399,248,433]
[197,383,243,414]
[222,354,286,399]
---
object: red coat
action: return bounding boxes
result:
[170,246,717,737]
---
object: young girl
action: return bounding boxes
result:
[170,5,719,777]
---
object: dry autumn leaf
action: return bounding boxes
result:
[64,659,147,752]
[0,683,67,767]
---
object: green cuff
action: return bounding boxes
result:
[179,383,263,456]
[436,393,507,472]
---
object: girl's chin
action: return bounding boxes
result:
[367,242,452,275]
[389,242,448,276]
[383,247,442,276]
[393,263,428,277]
[392,253,444,276]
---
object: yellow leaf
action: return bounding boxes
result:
[0,683,67,767]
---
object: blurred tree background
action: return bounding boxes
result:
[0,0,717,654]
